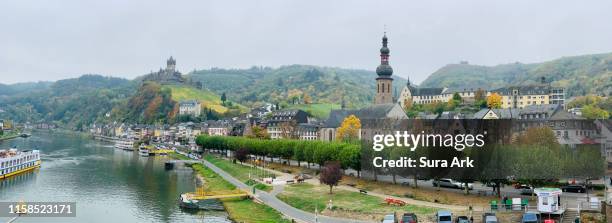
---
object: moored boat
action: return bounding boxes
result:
[0,148,41,180]
[138,145,150,156]
[114,138,135,151]
[178,193,225,211]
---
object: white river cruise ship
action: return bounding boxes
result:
[0,148,41,179]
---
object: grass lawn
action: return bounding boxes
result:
[286,103,340,119]
[205,155,274,192]
[190,163,290,223]
[341,176,499,207]
[0,131,19,141]
[191,163,236,191]
[168,152,190,160]
[268,160,498,208]
[224,199,292,223]
[164,85,248,113]
[277,183,438,221]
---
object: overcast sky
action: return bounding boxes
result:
[2,0,612,85]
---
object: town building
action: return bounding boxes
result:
[204,120,233,136]
[265,109,309,139]
[296,123,320,141]
[249,103,275,118]
[473,104,596,147]
[595,120,612,164]
[179,100,202,116]
[397,76,565,109]
[491,77,565,109]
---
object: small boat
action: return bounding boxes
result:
[19,133,31,138]
[138,146,149,157]
[178,194,225,211]
[138,144,151,156]
[165,161,175,170]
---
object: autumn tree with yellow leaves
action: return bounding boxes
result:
[303,93,312,104]
[336,115,361,142]
[487,93,503,108]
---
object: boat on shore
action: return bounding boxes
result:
[0,148,41,180]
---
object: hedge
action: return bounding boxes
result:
[196,135,361,171]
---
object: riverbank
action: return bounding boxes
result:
[190,163,291,223]
[0,133,19,141]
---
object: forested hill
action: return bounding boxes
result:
[0,82,52,97]
[420,52,612,97]
[0,65,408,129]
[0,75,135,129]
[187,65,407,108]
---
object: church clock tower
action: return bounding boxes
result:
[374,33,394,104]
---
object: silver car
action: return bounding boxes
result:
[382,214,397,223]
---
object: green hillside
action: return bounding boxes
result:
[163,85,247,113]
[286,103,341,119]
[420,53,612,97]
[188,65,407,109]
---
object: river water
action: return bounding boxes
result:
[0,131,232,223]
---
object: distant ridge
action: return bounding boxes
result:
[420,52,612,97]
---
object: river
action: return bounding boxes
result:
[0,131,232,223]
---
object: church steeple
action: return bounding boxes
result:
[376,33,393,77]
[374,32,394,104]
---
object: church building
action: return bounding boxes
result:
[374,33,394,104]
[320,33,408,142]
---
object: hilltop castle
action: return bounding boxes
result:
[143,57,202,88]
[143,57,185,84]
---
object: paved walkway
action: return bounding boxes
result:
[201,159,371,223]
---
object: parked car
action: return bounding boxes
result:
[561,184,586,193]
[400,213,417,223]
[455,216,470,223]
[433,179,473,190]
[517,184,534,195]
[521,212,540,223]
[482,213,498,223]
[436,210,452,223]
[382,213,397,223]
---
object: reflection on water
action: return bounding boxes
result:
[0,131,231,223]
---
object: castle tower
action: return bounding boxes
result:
[374,33,394,104]
[166,56,176,73]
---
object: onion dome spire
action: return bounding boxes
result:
[376,32,393,77]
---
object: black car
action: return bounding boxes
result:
[455,216,470,223]
[401,213,418,223]
[561,184,586,193]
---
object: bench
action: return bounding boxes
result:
[359,189,368,194]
